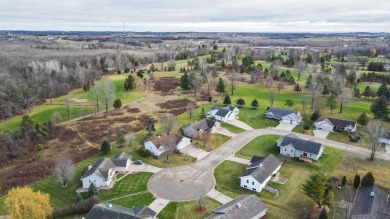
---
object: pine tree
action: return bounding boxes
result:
[124,75,135,91]
[341,176,347,187]
[75,192,83,204]
[146,119,156,135]
[113,99,122,109]
[361,172,375,187]
[215,77,226,95]
[251,99,259,109]
[326,96,337,114]
[100,139,111,154]
[88,182,100,198]
[223,94,231,105]
[116,131,126,147]
[353,174,360,189]
[371,95,389,119]
[208,96,212,104]
[285,99,295,109]
[319,207,327,219]
[180,72,190,90]
[377,83,388,97]
[311,110,321,121]
[302,173,330,208]
[200,107,206,119]
[362,86,372,99]
[357,113,368,126]
[221,59,226,68]
[293,84,302,93]
[236,98,245,108]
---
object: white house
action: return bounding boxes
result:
[314,117,357,132]
[240,154,282,193]
[277,134,324,161]
[205,195,267,219]
[144,134,191,157]
[208,105,239,122]
[81,152,131,189]
[266,107,302,124]
[181,119,219,138]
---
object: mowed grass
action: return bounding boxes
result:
[327,131,370,149]
[191,133,231,151]
[158,198,220,219]
[220,122,245,134]
[216,135,345,218]
[110,192,155,208]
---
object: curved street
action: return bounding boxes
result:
[148,128,389,201]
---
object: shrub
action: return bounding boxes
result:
[303,125,310,130]
[137,148,151,157]
[361,172,375,187]
[53,196,100,218]
[35,144,44,151]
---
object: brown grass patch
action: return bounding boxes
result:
[157,99,194,109]
[153,77,180,93]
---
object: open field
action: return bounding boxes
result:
[158,197,220,219]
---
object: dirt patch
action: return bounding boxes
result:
[157,99,195,109]
[124,105,141,114]
[195,206,206,213]
[70,98,88,103]
[153,77,180,93]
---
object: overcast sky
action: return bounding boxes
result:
[1,0,389,32]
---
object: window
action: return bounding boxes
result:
[252,182,254,185]
[246,180,249,183]
[285,148,286,151]
[89,180,91,183]
[252,188,256,191]
[291,150,293,153]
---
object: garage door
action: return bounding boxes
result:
[321,125,333,131]
[282,119,290,124]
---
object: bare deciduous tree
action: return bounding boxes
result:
[366,120,386,161]
[249,69,262,84]
[64,97,71,120]
[300,97,307,113]
[276,81,285,93]
[295,59,307,81]
[127,131,136,147]
[91,82,101,113]
[265,76,274,90]
[269,92,276,107]
[163,134,178,162]
[54,155,75,187]
[160,113,176,135]
[200,132,210,147]
[188,72,201,96]
[101,78,116,112]
[227,70,239,95]
[186,103,196,118]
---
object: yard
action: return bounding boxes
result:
[157,197,220,219]
[220,122,245,134]
[191,133,231,151]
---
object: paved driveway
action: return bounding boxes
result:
[214,127,236,137]
[275,122,297,131]
[313,129,330,139]
[183,145,209,160]
[227,119,253,130]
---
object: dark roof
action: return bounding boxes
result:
[215,108,231,117]
[317,117,356,128]
[81,156,129,179]
[86,203,156,219]
[267,107,298,117]
[382,132,390,139]
[113,152,131,159]
[241,154,282,184]
[352,185,390,219]
[181,119,216,137]
[278,134,323,155]
[150,134,183,149]
[205,195,267,219]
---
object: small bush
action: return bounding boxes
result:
[35,144,44,151]
[137,148,151,157]
[53,196,100,218]
[303,125,310,130]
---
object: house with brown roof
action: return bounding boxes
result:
[143,134,191,157]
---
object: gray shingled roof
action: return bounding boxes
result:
[211,105,237,118]
[86,203,156,219]
[113,152,131,159]
[181,119,216,138]
[351,185,390,219]
[241,154,282,184]
[205,195,267,219]
[317,117,356,128]
[278,134,323,155]
[81,156,129,179]
[267,107,298,117]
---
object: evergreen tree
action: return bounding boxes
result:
[319,207,327,219]
[326,96,337,114]
[311,110,321,121]
[353,174,361,189]
[285,99,295,109]
[100,139,111,154]
[124,75,135,91]
[116,131,126,147]
[302,173,330,208]
[251,99,259,109]
[223,94,231,105]
[361,172,375,187]
[208,96,212,104]
[215,77,226,95]
[180,72,190,90]
[341,176,347,187]
[236,98,245,108]
[75,193,83,204]
[377,83,388,97]
[357,113,369,126]
[371,95,388,119]
[353,87,361,99]
[293,84,302,93]
[88,183,100,198]
[200,107,206,119]
[146,119,156,135]
[221,59,226,68]
[113,99,122,109]
[362,86,372,99]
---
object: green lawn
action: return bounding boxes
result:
[220,122,245,134]
[236,135,281,158]
[291,113,314,135]
[158,198,220,219]
[327,131,370,149]
[109,192,155,208]
[191,133,231,151]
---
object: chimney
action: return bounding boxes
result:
[108,203,112,208]
[88,164,92,170]
[236,203,241,208]
[370,192,375,197]
[157,135,161,138]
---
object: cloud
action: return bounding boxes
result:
[0,0,389,32]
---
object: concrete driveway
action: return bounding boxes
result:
[275,122,297,131]
[183,145,209,160]
[227,119,253,130]
[214,127,236,137]
[313,129,330,139]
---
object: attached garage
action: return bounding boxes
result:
[317,123,333,131]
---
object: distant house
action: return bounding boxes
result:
[239,155,282,193]
[81,152,131,189]
[314,117,357,132]
[208,105,239,122]
[266,107,302,124]
[86,203,156,219]
[205,195,267,219]
[351,185,390,219]
[144,134,191,157]
[181,119,219,138]
[277,134,324,161]
[379,132,390,145]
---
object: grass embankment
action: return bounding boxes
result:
[220,122,245,134]
[157,197,220,219]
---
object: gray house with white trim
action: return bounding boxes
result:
[277,134,324,160]
[314,117,357,132]
[351,185,390,219]
[86,203,156,219]
[266,107,302,124]
[208,105,239,122]
[180,119,219,138]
